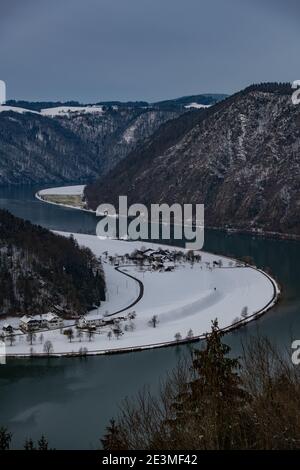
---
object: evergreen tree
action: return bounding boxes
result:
[166,319,249,449]
[38,435,49,450]
[0,426,12,450]
[101,420,126,450]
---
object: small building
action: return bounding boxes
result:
[2,323,14,333]
[81,314,105,328]
[41,312,64,329]
[20,315,41,332]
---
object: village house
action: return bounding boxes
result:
[20,313,64,331]
[79,314,106,329]
[20,315,41,332]
[40,312,64,329]
[2,323,14,334]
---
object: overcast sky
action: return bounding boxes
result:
[0,0,299,102]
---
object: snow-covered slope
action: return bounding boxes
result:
[184,102,211,109]
[0,105,104,116]
[0,105,38,114]
[40,106,104,117]
[38,185,85,196]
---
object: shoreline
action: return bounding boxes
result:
[35,190,95,214]
[35,188,300,243]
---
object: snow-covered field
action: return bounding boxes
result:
[0,105,38,114]
[35,185,94,212]
[184,103,211,109]
[0,105,104,116]
[1,233,279,357]
[38,185,85,196]
[40,106,104,117]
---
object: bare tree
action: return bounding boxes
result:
[7,332,15,347]
[87,328,94,342]
[79,346,88,357]
[77,329,83,342]
[107,331,113,341]
[186,329,194,340]
[241,306,248,319]
[27,330,36,346]
[128,311,136,320]
[174,332,182,342]
[65,328,74,343]
[43,340,53,356]
[39,333,44,344]
[148,315,159,328]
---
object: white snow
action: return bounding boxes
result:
[35,185,94,213]
[40,106,104,117]
[122,123,137,144]
[1,233,279,357]
[184,103,211,109]
[38,185,85,196]
[0,105,38,114]
[0,105,104,117]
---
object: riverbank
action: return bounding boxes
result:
[36,185,300,242]
[35,185,95,213]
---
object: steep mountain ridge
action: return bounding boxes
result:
[84,83,300,236]
[0,107,178,184]
[0,94,225,185]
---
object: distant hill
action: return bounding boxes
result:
[152,93,227,110]
[0,93,225,185]
[6,93,226,112]
[5,100,82,112]
[0,210,105,316]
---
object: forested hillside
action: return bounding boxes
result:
[0,210,105,316]
[0,94,225,185]
[85,83,300,237]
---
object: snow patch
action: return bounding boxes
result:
[0,105,38,115]
[184,103,211,109]
[40,106,104,117]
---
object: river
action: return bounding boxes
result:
[0,184,299,449]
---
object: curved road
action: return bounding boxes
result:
[105,265,144,317]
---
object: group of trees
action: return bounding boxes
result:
[64,327,94,343]
[0,210,106,316]
[101,320,300,450]
[0,428,50,450]
[231,306,249,327]
[147,316,194,344]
